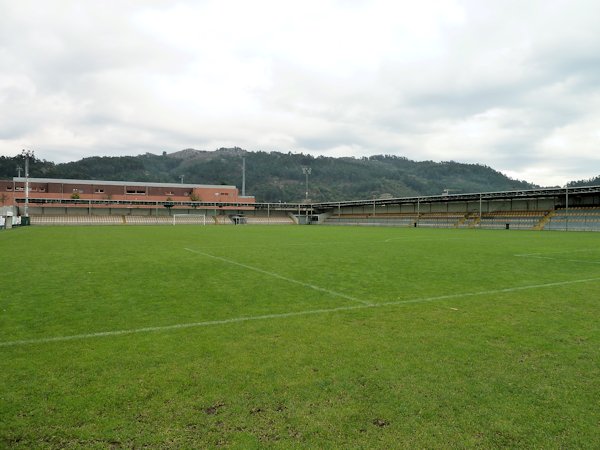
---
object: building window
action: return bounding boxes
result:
[126,189,146,195]
[95,189,104,193]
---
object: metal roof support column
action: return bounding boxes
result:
[479,194,482,227]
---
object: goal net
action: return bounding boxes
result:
[173,214,207,225]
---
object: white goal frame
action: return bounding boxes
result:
[172,214,207,225]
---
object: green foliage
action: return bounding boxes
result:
[569,175,600,187]
[0,226,599,448]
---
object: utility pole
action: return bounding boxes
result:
[180,175,184,184]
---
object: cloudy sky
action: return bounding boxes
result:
[1,0,599,186]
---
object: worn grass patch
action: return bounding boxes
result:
[1,225,599,448]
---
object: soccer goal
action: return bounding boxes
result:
[172,214,207,225]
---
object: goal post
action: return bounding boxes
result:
[172,214,207,225]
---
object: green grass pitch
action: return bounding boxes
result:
[1,225,599,448]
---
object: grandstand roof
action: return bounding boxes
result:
[312,185,600,208]
[12,177,236,190]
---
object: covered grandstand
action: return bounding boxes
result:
[2,177,600,231]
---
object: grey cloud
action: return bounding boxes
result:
[1,0,599,186]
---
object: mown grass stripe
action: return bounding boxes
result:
[2,276,599,348]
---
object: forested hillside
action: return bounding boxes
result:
[569,175,600,187]
[0,148,542,202]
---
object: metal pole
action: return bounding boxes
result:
[479,194,482,227]
[25,155,29,217]
[302,167,311,202]
[565,185,569,232]
[21,149,34,218]
[305,172,308,201]
[242,156,246,197]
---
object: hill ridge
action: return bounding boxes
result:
[1,148,543,202]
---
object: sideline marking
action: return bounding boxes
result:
[184,248,371,306]
[515,249,598,257]
[2,277,599,348]
[383,237,466,243]
[183,236,468,251]
[515,254,600,265]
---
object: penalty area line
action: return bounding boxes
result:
[1,276,600,348]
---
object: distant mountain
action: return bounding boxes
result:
[1,148,543,202]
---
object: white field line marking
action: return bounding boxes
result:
[383,237,467,243]
[184,248,371,306]
[183,237,468,251]
[515,249,598,257]
[515,254,600,265]
[2,276,600,348]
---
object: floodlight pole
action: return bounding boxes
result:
[242,156,246,197]
[302,167,311,202]
[21,149,34,218]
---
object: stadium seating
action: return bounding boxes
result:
[322,210,555,230]
[124,216,172,225]
[214,215,234,225]
[244,216,295,225]
[323,213,418,227]
[26,207,600,231]
[416,212,465,228]
[31,215,123,226]
[478,210,547,230]
[544,207,600,231]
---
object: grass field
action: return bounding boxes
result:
[1,225,599,448]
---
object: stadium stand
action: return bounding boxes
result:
[244,216,295,225]
[124,216,173,225]
[456,213,480,229]
[214,215,234,225]
[544,207,600,231]
[478,210,547,230]
[322,210,556,230]
[323,213,418,227]
[31,215,123,226]
[416,212,465,228]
